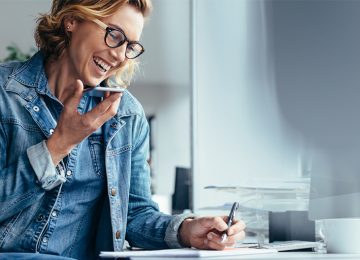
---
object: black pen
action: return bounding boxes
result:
[221,202,239,243]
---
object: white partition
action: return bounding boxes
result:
[191,0,360,218]
[191,0,300,211]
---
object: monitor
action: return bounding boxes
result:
[172,167,192,214]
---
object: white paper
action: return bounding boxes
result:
[99,247,277,258]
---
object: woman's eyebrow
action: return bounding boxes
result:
[107,22,123,31]
[107,22,140,42]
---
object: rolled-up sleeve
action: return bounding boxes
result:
[164,213,197,248]
[27,140,66,190]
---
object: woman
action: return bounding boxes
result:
[0,0,245,259]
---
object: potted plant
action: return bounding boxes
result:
[1,44,36,62]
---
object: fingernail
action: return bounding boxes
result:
[207,234,213,240]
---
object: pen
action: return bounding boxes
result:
[221,202,239,243]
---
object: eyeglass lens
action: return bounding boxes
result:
[106,29,143,59]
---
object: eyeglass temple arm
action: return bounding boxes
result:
[92,19,107,30]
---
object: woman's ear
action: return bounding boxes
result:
[64,16,77,32]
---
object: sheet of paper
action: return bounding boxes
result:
[99,247,277,258]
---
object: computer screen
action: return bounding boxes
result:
[172,167,192,214]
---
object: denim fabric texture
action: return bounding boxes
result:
[0,52,191,259]
[0,252,76,260]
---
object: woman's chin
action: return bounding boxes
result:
[83,78,103,88]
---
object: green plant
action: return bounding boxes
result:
[1,44,36,62]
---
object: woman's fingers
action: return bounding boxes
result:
[63,79,84,112]
[194,216,247,249]
[199,216,229,231]
[205,228,246,249]
[93,94,122,127]
[227,219,246,236]
[84,92,122,122]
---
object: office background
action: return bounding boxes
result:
[2,0,360,219]
[0,0,192,203]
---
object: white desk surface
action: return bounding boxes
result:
[124,252,360,260]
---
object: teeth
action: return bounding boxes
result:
[93,56,111,72]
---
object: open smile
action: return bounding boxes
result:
[93,56,112,73]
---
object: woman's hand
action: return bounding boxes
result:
[178,216,246,250]
[47,79,121,165]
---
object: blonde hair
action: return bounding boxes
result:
[35,0,152,86]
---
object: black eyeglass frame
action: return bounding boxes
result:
[92,19,145,59]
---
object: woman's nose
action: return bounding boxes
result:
[109,44,127,63]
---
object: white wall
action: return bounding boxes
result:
[136,0,190,89]
[0,0,191,197]
[131,0,191,195]
[130,84,190,195]
[0,0,51,58]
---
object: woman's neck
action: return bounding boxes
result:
[45,52,77,103]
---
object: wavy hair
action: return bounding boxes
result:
[35,0,152,86]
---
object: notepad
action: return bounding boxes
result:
[99,247,277,258]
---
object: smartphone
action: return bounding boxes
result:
[83,86,126,97]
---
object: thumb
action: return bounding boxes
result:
[65,79,84,109]
[74,79,84,97]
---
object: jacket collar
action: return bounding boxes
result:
[8,51,49,96]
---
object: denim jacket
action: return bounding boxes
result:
[0,52,192,257]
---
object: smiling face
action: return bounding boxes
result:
[65,4,144,87]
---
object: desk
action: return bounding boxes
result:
[120,252,360,260]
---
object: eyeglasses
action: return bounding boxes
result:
[92,19,144,59]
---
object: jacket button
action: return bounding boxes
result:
[37,214,44,222]
[115,230,121,239]
[111,188,117,196]
[33,106,40,112]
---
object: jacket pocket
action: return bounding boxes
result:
[88,135,106,178]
